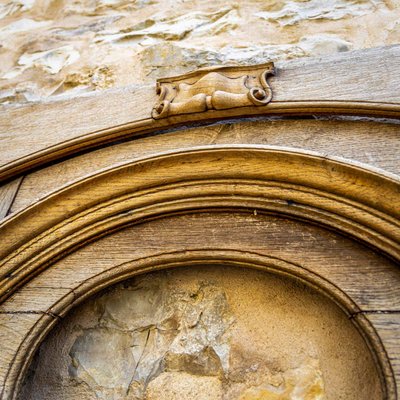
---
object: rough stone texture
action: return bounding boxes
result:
[20,266,381,399]
[0,0,399,106]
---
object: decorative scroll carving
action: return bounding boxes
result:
[152,62,275,119]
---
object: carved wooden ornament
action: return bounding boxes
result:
[152,62,275,119]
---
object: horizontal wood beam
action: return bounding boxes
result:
[0,45,399,183]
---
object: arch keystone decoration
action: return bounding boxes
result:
[152,62,275,119]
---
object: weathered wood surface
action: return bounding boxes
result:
[0,178,22,220]
[0,313,43,378]
[3,212,399,312]
[0,85,153,182]
[367,312,400,394]
[0,45,399,183]
[272,45,400,103]
[1,212,398,398]
[0,312,54,400]
[0,45,399,399]
[7,119,400,216]
[0,142,398,400]
[0,146,398,300]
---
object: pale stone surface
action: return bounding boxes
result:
[68,280,233,398]
[0,0,399,105]
[239,358,325,399]
[146,372,223,400]
[20,266,381,399]
[69,328,137,396]
[255,0,378,26]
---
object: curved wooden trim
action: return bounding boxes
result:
[0,146,398,302]
[1,44,400,183]
[1,250,395,400]
[1,100,400,183]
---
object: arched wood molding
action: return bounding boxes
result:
[0,146,399,398]
[0,146,399,303]
[1,45,400,183]
[0,249,396,399]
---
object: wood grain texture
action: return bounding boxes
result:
[367,313,400,395]
[0,312,54,399]
[0,178,22,221]
[272,45,400,103]
[4,212,398,312]
[0,146,399,303]
[0,85,154,182]
[0,45,400,183]
[0,144,398,399]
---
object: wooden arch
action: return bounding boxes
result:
[1,146,399,299]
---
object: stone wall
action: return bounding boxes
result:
[0,0,399,106]
[21,266,381,399]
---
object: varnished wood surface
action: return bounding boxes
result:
[0,45,400,183]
